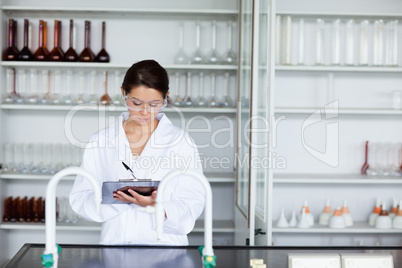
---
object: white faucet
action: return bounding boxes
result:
[41,167,102,268]
[153,170,216,266]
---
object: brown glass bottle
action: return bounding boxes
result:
[41,198,45,223]
[49,20,65,61]
[10,197,18,222]
[20,196,28,222]
[2,19,19,61]
[2,196,13,222]
[79,21,95,62]
[78,20,95,62]
[16,196,26,222]
[65,19,78,62]
[43,21,49,55]
[34,20,49,61]
[19,19,34,61]
[32,197,40,222]
[26,197,34,222]
[95,21,110,62]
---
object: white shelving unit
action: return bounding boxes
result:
[0,171,235,183]
[0,104,237,113]
[0,219,235,233]
[1,61,237,70]
[274,173,402,184]
[269,0,402,246]
[0,0,239,264]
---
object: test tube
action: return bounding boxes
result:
[359,20,369,66]
[345,19,355,65]
[373,20,384,66]
[316,19,325,65]
[282,16,292,65]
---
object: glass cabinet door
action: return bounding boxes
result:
[236,0,253,220]
[235,0,275,246]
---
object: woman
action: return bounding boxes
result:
[69,60,205,245]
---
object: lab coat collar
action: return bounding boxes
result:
[116,112,170,165]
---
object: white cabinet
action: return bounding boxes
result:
[0,0,239,264]
[234,0,402,247]
[270,0,402,246]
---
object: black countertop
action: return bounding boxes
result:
[5,244,402,268]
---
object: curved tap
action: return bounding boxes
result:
[154,170,216,267]
[41,167,102,268]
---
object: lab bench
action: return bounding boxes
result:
[5,244,402,267]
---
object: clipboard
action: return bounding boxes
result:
[101,180,160,204]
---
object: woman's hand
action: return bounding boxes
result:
[113,188,157,207]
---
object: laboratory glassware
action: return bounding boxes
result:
[95,21,110,62]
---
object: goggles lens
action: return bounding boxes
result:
[124,96,167,113]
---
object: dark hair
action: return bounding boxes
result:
[122,59,169,98]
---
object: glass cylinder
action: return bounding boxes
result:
[359,20,369,66]
[316,19,325,65]
[385,20,398,66]
[63,70,75,105]
[331,19,341,65]
[282,16,292,65]
[275,15,282,65]
[3,143,14,173]
[4,68,17,103]
[27,69,38,104]
[52,70,62,104]
[15,69,27,104]
[297,19,304,65]
[373,20,384,66]
[345,19,355,66]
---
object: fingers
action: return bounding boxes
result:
[114,190,138,204]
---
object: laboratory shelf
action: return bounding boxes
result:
[275,107,402,115]
[0,220,101,231]
[2,6,238,16]
[276,11,402,18]
[0,219,235,233]
[273,173,402,184]
[0,104,237,114]
[276,65,402,73]
[0,62,237,71]
[272,222,402,234]
[0,172,235,183]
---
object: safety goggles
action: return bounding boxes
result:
[123,95,167,113]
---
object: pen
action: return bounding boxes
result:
[122,162,138,180]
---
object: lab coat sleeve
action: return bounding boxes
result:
[162,136,206,235]
[69,139,130,223]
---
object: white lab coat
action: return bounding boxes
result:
[69,112,205,245]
